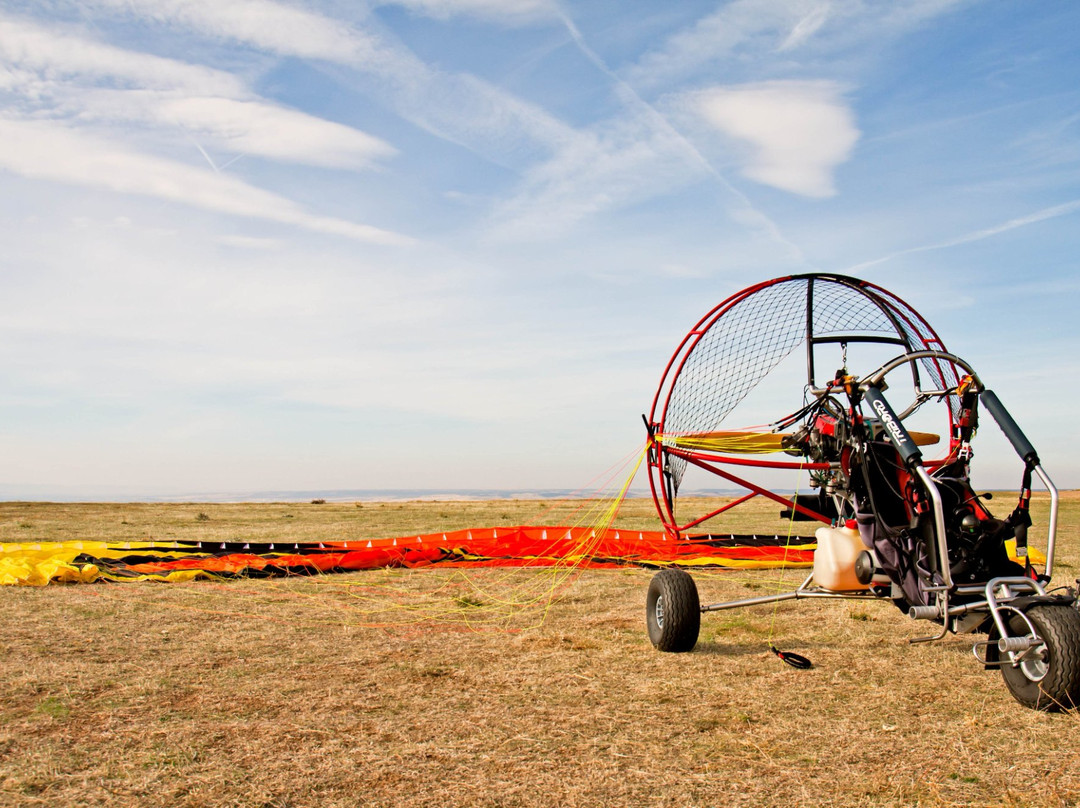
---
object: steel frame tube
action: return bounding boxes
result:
[861,350,979,390]
[985,576,1048,653]
[701,589,880,612]
[700,573,880,612]
[913,465,951,591]
[1033,465,1059,579]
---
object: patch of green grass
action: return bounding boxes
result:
[34,696,70,719]
[713,613,770,637]
[948,773,979,784]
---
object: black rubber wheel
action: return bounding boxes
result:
[1000,605,1080,711]
[646,568,700,652]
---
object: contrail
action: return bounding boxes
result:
[555,6,811,267]
[179,125,220,173]
[843,199,1080,273]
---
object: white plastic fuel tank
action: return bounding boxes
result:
[813,520,870,591]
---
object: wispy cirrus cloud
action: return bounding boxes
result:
[628,0,971,90]
[0,16,397,169]
[0,14,245,94]
[79,0,577,168]
[485,116,705,240]
[0,116,411,244]
[73,90,397,169]
[45,0,808,243]
[66,0,666,242]
[378,0,559,24]
[778,3,831,51]
[0,13,405,240]
[88,0,386,65]
[627,0,828,89]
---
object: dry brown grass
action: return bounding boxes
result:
[2,493,1079,807]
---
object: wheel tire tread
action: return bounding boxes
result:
[1001,605,1080,711]
[646,568,700,653]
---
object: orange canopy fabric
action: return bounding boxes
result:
[0,527,817,585]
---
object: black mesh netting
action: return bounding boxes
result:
[659,276,957,493]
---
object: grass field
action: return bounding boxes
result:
[2,493,1079,807]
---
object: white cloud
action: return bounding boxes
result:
[684,80,859,197]
[0,116,411,243]
[164,96,395,168]
[629,0,971,90]
[381,0,559,24]
[89,0,384,66]
[485,116,705,240]
[628,0,824,89]
[1,16,397,171]
[779,3,832,51]
[0,14,245,95]
[75,0,576,169]
[32,1,697,244]
[0,12,403,242]
[76,90,396,169]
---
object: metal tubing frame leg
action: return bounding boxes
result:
[700,573,881,613]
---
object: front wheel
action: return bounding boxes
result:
[1000,604,1080,711]
[646,568,700,652]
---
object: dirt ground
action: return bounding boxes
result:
[2,494,1079,807]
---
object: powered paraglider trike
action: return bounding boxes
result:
[643,273,1079,711]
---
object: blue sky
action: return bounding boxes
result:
[1,0,1078,498]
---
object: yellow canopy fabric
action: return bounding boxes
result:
[0,541,213,586]
[657,431,787,454]
[1006,539,1046,566]
[0,544,99,586]
[657,429,940,455]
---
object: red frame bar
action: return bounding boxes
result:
[674,452,832,530]
[677,492,759,532]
